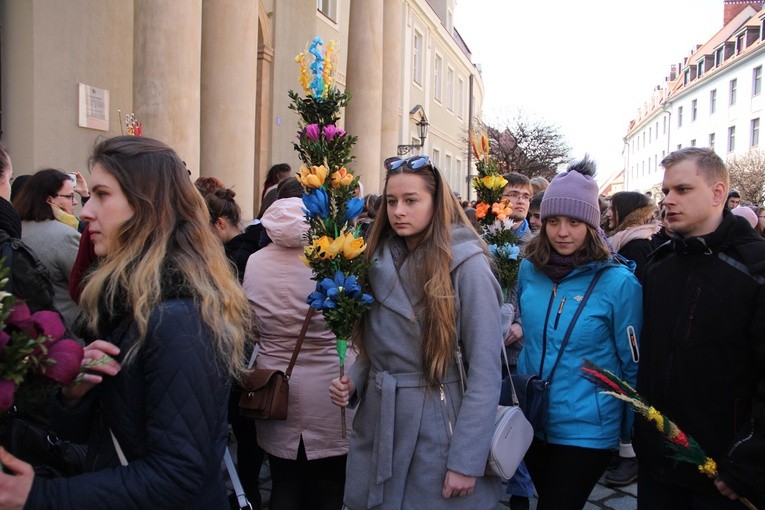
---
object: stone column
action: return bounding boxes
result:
[133,0,202,175]
[380,0,404,193]
[255,43,275,213]
[200,0,258,218]
[344,0,384,195]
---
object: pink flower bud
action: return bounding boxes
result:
[0,380,15,413]
[38,339,84,385]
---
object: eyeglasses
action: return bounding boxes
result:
[503,190,531,203]
[53,193,77,201]
[384,155,431,172]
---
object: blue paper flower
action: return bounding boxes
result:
[305,271,374,310]
[344,197,365,223]
[302,189,330,218]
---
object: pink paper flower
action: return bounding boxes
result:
[304,124,321,141]
[322,125,345,140]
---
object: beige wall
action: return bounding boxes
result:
[1,0,133,175]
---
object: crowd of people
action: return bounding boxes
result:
[0,137,763,510]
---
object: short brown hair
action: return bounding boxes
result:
[660,147,728,189]
[502,172,532,194]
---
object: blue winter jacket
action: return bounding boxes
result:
[516,258,642,449]
[25,300,231,509]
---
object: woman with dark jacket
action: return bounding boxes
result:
[0,136,252,509]
[606,191,659,284]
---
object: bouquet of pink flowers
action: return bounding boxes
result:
[0,266,84,413]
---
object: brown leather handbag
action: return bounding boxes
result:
[239,308,314,420]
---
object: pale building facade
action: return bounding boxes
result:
[623,1,765,199]
[0,0,483,217]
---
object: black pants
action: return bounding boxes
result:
[524,438,611,510]
[268,438,347,510]
[637,466,743,510]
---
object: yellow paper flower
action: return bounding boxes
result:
[481,175,508,190]
[295,53,311,96]
[296,165,328,188]
[698,458,717,477]
[647,406,664,431]
[310,235,344,260]
[331,167,354,188]
[322,40,336,92]
[341,232,366,260]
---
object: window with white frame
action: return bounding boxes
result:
[736,33,745,54]
[413,30,423,85]
[649,126,652,142]
[691,139,697,147]
[316,0,337,22]
[434,55,442,102]
[730,78,738,105]
[457,77,464,118]
[715,46,724,67]
[728,126,736,152]
[445,154,453,184]
[432,148,441,167]
[692,99,697,121]
[709,132,716,150]
[710,89,717,114]
[754,66,762,96]
[678,106,684,127]
[697,60,704,78]
[752,118,760,147]
[663,116,667,134]
[761,17,765,40]
[446,67,454,111]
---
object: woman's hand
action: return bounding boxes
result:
[0,447,34,510]
[505,323,524,346]
[713,478,739,500]
[73,171,90,198]
[61,340,121,406]
[329,375,355,407]
[442,470,476,498]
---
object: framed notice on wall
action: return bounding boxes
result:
[78,83,109,131]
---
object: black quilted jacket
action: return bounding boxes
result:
[25,299,231,509]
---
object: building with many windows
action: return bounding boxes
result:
[622,0,765,199]
[0,0,483,217]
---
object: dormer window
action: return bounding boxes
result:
[697,60,704,78]
[684,69,691,85]
[736,33,745,54]
[761,16,765,40]
[715,46,724,67]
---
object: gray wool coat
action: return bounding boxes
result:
[344,227,504,510]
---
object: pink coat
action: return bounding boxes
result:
[242,197,354,460]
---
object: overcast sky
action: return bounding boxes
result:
[454,0,726,185]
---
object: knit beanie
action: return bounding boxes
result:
[541,155,600,228]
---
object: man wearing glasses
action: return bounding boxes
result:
[499,172,535,510]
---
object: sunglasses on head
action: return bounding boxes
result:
[383,155,432,173]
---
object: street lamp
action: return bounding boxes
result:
[397,107,429,156]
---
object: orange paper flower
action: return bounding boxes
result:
[475,202,490,219]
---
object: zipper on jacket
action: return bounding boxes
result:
[684,287,702,340]
[440,384,454,437]
[553,296,566,330]
[538,284,558,376]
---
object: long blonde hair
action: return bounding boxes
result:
[364,161,479,386]
[79,136,251,378]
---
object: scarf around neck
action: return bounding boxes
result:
[543,251,577,283]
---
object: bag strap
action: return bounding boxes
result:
[544,267,608,383]
[225,447,253,509]
[456,342,519,407]
[110,428,128,466]
[285,308,315,378]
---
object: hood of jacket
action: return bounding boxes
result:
[260,197,308,249]
[449,225,487,271]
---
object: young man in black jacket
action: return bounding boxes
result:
[635,147,765,509]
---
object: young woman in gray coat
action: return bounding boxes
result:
[330,155,504,509]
